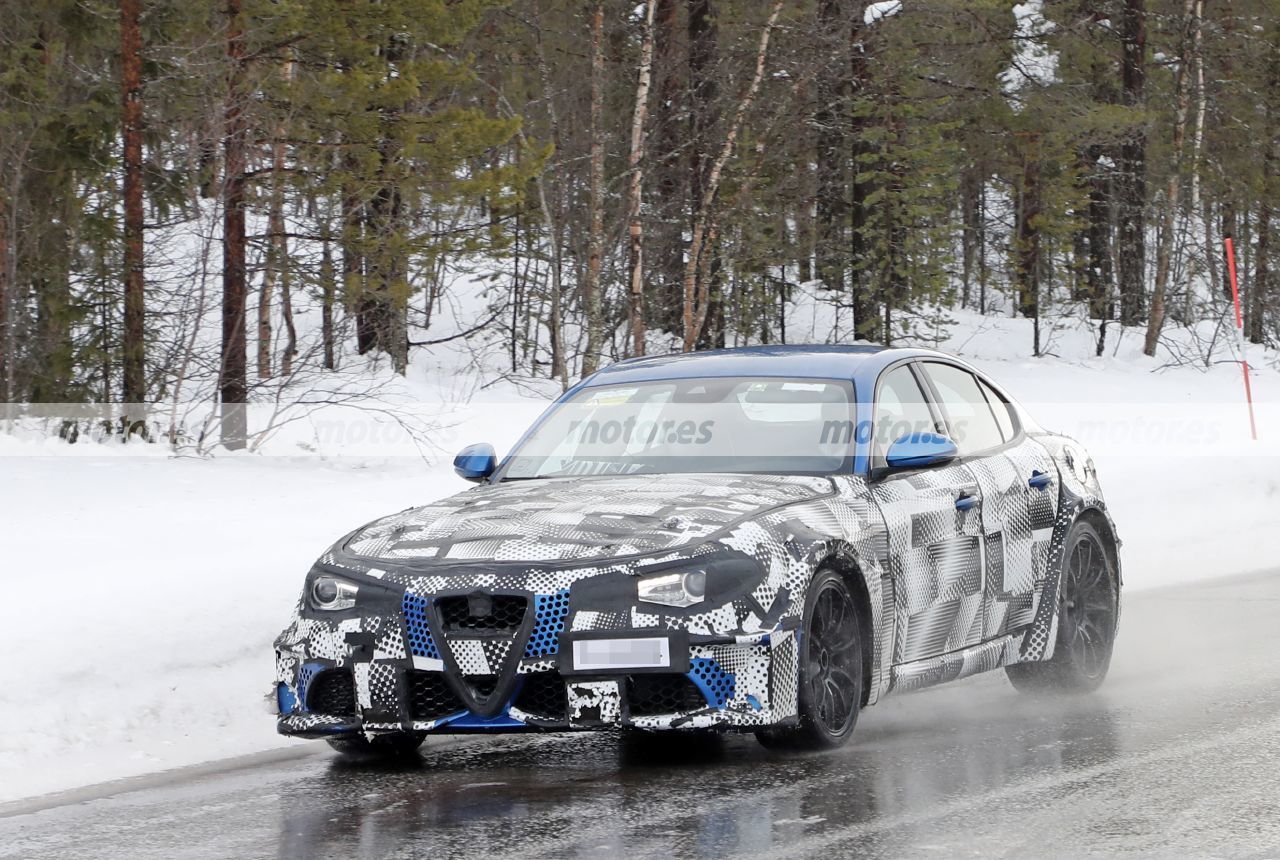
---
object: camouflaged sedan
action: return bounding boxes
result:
[272,345,1121,756]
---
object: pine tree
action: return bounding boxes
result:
[275,0,527,373]
[0,1,116,406]
[847,6,961,344]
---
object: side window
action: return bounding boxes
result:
[978,378,1017,442]
[874,365,938,462]
[921,362,1004,456]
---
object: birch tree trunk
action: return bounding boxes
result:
[532,24,567,387]
[683,0,785,352]
[340,168,363,357]
[1189,0,1212,323]
[1143,0,1196,356]
[275,137,296,377]
[581,2,606,377]
[265,56,296,381]
[258,132,284,379]
[625,0,658,357]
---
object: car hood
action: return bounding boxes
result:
[342,473,835,564]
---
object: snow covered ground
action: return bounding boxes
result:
[0,364,559,801]
[2,312,1278,803]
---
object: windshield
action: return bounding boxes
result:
[501,376,856,479]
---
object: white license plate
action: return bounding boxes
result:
[572,637,672,671]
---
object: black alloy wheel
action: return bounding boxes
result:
[757,568,863,751]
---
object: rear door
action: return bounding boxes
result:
[917,361,1059,641]
[867,362,987,664]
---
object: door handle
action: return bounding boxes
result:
[1029,470,1053,491]
[955,490,981,511]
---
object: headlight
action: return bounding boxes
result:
[309,574,359,611]
[637,570,706,608]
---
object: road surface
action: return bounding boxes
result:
[4,569,1280,859]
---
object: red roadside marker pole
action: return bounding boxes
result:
[1224,236,1258,440]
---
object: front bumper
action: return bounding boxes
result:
[275,637,795,736]
[273,568,800,736]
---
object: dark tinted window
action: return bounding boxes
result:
[874,365,938,462]
[921,362,1004,456]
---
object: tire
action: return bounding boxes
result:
[326,731,426,759]
[757,568,863,751]
[1006,519,1119,695]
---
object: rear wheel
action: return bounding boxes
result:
[326,731,426,759]
[1007,520,1119,694]
[757,569,863,751]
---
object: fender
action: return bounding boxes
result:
[1019,433,1122,663]
[750,480,894,707]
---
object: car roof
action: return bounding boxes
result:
[584,344,954,387]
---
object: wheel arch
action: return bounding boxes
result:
[1020,497,1122,664]
[815,552,877,708]
[1074,504,1122,587]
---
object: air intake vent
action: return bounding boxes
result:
[407,670,466,721]
[437,594,528,633]
[307,669,356,717]
[513,671,568,721]
[626,673,707,717]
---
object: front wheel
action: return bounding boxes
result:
[757,568,863,751]
[1007,519,1119,694]
[326,731,426,759]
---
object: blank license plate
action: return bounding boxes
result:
[572,637,671,671]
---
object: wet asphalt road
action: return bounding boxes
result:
[4,570,1280,859]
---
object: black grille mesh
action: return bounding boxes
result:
[307,669,356,717]
[438,594,528,632]
[626,673,707,717]
[308,668,705,722]
[408,670,466,720]
[513,672,568,720]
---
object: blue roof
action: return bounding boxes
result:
[588,344,913,385]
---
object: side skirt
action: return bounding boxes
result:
[889,633,1022,695]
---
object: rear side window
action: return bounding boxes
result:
[978,378,1017,442]
[874,365,939,462]
[920,362,1005,456]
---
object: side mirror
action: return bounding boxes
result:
[885,432,959,471]
[453,442,497,482]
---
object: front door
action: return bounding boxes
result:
[867,362,987,664]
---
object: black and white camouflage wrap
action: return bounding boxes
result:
[273,439,1119,739]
